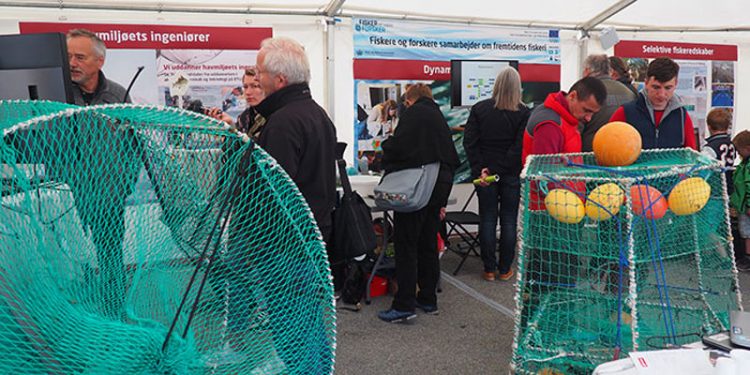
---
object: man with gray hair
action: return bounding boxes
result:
[252,36,337,373]
[66,29,130,105]
[580,54,636,151]
[255,37,337,240]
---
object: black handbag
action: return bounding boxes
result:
[332,159,377,261]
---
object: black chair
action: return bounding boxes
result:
[444,189,481,275]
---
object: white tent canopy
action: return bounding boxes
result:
[3,0,749,31]
[1,0,749,163]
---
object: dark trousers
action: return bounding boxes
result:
[391,205,441,312]
[731,216,748,261]
[476,175,521,273]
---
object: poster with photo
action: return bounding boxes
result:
[156,50,257,119]
[675,61,709,133]
[711,61,735,107]
[615,40,737,147]
[20,22,271,118]
[711,61,735,133]
[353,18,561,180]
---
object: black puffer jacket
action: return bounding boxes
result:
[463,99,530,177]
[256,83,337,228]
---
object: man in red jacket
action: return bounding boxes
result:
[519,77,607,322]
[522,77,607,210]
[522,77,607,166]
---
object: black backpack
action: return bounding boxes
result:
[340,261,366,307]
[332,159,377,261]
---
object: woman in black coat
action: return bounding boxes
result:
[378,84,459,323]
[463,67,530,282]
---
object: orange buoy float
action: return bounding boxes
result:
[592,122,642,167]
[630,185,667,219]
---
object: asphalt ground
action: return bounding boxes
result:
[333,247,750,374]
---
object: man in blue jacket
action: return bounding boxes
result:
[609,57,696,150]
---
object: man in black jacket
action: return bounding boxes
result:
[67,29,130,105]
[253,36,337,372]
[255,37,337,241]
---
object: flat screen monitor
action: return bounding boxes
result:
[0,32,74,103]
[450,59,518,108]
[521,81,560,108]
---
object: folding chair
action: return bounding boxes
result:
[444,189,481,275]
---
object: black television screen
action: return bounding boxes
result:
[521,81,560,108]
[450,59,518,108]
[0,32,74,103]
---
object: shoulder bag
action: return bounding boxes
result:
[374,161,440,212]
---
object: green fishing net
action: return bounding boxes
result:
[0,100,336,374]
[511,149,742,374]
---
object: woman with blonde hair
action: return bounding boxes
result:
[207,67,267,140]
[463,67,530,282]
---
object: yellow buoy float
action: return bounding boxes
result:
[668,177,711,216]
[585,183,624,221]
[545,189,585,224]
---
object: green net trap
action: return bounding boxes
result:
[0,100,336,374]
[511,149,742,375]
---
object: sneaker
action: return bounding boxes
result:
[498,269,515,281]
[337,300,362,312]
[415,301,439,315]
[482,271,496,281]
[736,257,750,272]
[378,308,417,323]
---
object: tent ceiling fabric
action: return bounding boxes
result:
[342,0,616,29]
[608,0,750,31]
[2,0,750,31]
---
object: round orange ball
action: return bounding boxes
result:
[630,184,668,219]
[592,122,642,166]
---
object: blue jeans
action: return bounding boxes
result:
[476,175,521,273]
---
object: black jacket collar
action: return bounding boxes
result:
[406,96,438,112]
[255,82,312,119]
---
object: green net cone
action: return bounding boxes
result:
[0,101,336,374]
[511,149,741,374]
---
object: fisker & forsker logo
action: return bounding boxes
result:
[356,18,386,33]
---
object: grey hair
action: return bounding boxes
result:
[492,67,522,111]
[259,37,310,84]
[584,54,610,77]
[66,28,106,59]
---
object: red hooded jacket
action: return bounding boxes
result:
[522,92,584,210]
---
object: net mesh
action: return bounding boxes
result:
[511,149,742,374]
[0,101,336,374]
